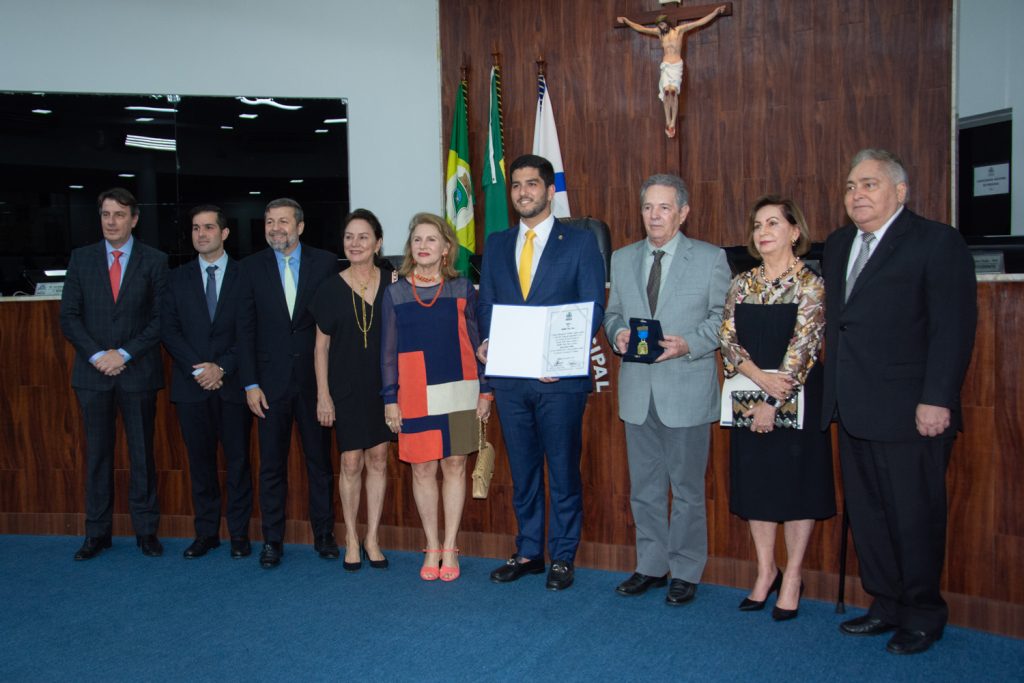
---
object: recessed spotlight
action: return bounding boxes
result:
[32,109,52,115]
[249,191,261,195]
[118,173,136,178]
[289,179,304,184]
[220,125,234,130]
[314,129,328,134]
[135,117,154,122]
[68,184,84,189]
[323,118,347,124]
[239,113,258,120]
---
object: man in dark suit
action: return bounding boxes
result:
[477,154,606,591]
[822,149,977,655]
[237,198,339,568]
[162,205,253,560]
[60,187,168,560]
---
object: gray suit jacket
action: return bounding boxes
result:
[603,233,731,428]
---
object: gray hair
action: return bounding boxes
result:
[265,197,304,224]
[640,174,689,209]
[849,148,910,198]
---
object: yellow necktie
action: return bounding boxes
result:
[519,229,536,298]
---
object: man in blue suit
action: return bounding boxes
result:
[162,205,253,560]
[237,198,339,569]
[60,188,168,560]
[478,154,606,590]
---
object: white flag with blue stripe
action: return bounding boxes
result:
[532,73,571,218]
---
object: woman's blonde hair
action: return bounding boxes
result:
[397,212,460,280]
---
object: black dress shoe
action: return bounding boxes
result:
[490,555,545,583]
[666,578,697,605]
[546,560,575,591]
[367,550,389,570]
[74,535,112,561]
[136,534,163,557]
[183,535,221,559]
[839,614,897,636]
[771,581,804,621]
[739,569,782,611]
[343,544,363,572]
[886,628,941,655]
[314,533,340,560]
[230,537,252,559]
[616,572,668,596]
[260,542,283,569]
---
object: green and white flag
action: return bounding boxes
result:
[445,79,475,276]
[482,65,509,239]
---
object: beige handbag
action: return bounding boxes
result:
[472,416,495,499]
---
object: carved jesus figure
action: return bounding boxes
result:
[619,6,727,138]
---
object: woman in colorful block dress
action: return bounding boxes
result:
[380,212,492,581]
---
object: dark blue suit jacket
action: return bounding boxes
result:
[162,257,246,404]
[60,239,168,392]
[820,208,977,441]
[478,219,607,393]
[237,245,338,402]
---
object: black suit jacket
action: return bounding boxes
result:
[60,239,168,392]
[237,245,338,401]
[820,208,977,441]
[162,257,245,404]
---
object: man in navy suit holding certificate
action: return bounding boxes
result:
[477,154,606,591]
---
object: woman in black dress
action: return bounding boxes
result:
[311,209,395,571]
[720,195,835,620]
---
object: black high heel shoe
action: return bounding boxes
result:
[367,546,389,569]
[738,569,783,611]
[343,544,363,572]
[771,580,805,621]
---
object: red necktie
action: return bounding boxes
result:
[110,250,123,302]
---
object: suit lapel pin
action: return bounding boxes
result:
[558,234,564,240]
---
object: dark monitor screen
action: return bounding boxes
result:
[0,91,349,294]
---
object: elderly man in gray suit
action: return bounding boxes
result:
[603,173,731,605]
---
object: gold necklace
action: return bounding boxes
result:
[350,275,374,348]
[759,258,800,287]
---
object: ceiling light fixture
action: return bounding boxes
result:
[314,129,328,134]
[125,106,177,113]
[124,134,176,152]
[238,97,303,111]
[239,113,259,120]
[32,109,52,115]
[323,118,347,124]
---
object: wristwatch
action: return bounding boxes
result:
[764,395,781,408]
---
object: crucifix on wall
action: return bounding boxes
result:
[617,3,730,138]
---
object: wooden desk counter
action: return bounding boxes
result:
[1,283,1021,637]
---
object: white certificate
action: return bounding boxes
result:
[485,302,594,379]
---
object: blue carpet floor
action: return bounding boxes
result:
[1,535,1020,682]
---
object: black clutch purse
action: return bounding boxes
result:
[730,390,802,429]
[623,318,664,364]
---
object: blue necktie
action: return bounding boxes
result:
[205,265,218,320]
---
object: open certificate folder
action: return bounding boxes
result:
[485,302,594,379]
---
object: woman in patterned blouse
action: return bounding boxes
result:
[719,195,835,621]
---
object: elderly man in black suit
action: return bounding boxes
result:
[238,198,339,568]
[822,149,977,655]
[60,187,169,560]
[162,205,253,560]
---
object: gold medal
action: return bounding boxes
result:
[637,340,648,355]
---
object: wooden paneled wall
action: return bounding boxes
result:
[439,0,952,248]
